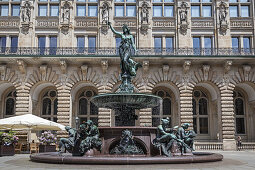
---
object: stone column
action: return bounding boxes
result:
[98,87,111,127]
[219,80,236,150]
[15,85,30,115]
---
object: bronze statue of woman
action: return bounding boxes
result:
[108,22,141,78]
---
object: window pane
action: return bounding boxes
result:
[229,6,238,17]
[235,98,244,115]
[90,117,98,126]
[192,99,196,115]
[241,6,249,17]
[152,117,160,127]
[115,6,124,17]
[153,6,162,17]
[11,36,18,53]
[202,0,211,2]
[164,6,173,17]
[243,37,250,49]
[42,98,51,115]
[90,102,98,115]
[166,37,173,53]
[77,36,85,53]
[193,37,200,48]
[163,98,171,115]
[126,6,136,17]
[5,98,15,115]
[240,0,249,2]
[165,0,173,2]
[39,5,47,16]
[88,6,97,17]
[193,118,197,133]
[126,0,135,2]
[203,6,211,17]
[191,0,200,2]
[50,5,59,16]
[77,0,85,1]
[1,5,8,16]
[12,5,20,16]
[79,98,87,115]
[54,99,58,115]
[50,36,57,55]
[232,37,239,48]
[88,0,97,2]
[229,0,237,2]
[154,37,162,53]
[0,37,6,53]
[236,118,245,134]
[38,37,46,55]
[115,0,124,2]
[199,98,207,115]
[88,37,96,53]
[153,0,162,2]
[77,6,86,16]
[116,37,121,48]
[204,37,212,48]
[191,6,200,17]
[199,118,208,134]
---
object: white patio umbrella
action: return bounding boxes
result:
[0,114,65,131]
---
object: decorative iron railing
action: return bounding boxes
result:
[0,47,254,57]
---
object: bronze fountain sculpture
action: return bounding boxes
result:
[30,23,223,164]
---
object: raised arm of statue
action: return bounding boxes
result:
[108,22,123,37]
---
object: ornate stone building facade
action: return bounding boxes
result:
[0,0,255,150]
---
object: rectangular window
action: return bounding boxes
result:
[49,36,57,55]
[154,37,162,53]
[204,37,212,55]
[39,5,47,16]
[1,5,8,16]
[88,6,97,17]
[12,5,20,16]
[229,6,238,17]
[199,118,208,134]
[236,118,245,134]
[115,0,124,2]
[232,37,239,54]
[51,0,59,1]
[10,36,18,53]
[50,5,59,16]
[153,0,162,2]
[126,6,136,17]
[0,37,6,53]
[77,36,85,53]
[193,37,200,55]
[38,37,46,55]
[203,6,211,17]
[191,6,200,17]
[164,6,174,17]
[164,0,173,2]
[115,6,124,17]
[126,0,136,2]
[166,37,173,53]
[77,0,85,1]
[88,0,98,2]
[88,37,96,53]
[229,0,237,2]
[202,0,211,2]
[77,5,86,16]
[116,37,121,48]
[241,6,249,17]
[153,6,162,17]
[191,0,200,2]
[243,37,250,53]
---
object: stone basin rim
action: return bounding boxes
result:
[30,152,223,165]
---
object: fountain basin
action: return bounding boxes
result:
[30,152,223,164]
[90,93,162,109]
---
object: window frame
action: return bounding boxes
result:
[191,0,212,17]
[152,0,174,17]
[229,0,251,17]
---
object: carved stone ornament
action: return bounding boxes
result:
[143,60,149,74]
[60,60,67,74]
[60,24,70,35]
[141,1,149,25]
[224,60,232,74]
[60,0,72,35]
[17,59,26,74]
[202,65,210,81]
[218,1,228,35]
[21,23,30,35]
[20,0,32,34]
[101,1,109,25]
[179,1,189,35]
[101,24,108,35]
[101,60,108,74]
[140,24,149,35]
[183,60,191,74]
[242,65,251,81]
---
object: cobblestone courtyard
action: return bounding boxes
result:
[0,151,254,170]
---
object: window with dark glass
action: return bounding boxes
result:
[152,89,172,127]
[38,36,46,55]
[193,37,200,55]
[243,37,250,53]
[49,36,57,55]
[88,36,96,53]
[78,89,98,126]
[10,36,18,53]
[77,36,85,53]
[5,90,16,117]
[204,37,212,55]
[192,90,209,134]
[234,90,245,134]
[166,37,173,53]
[154,37,162,53]
[41,90,58,122]
[0,37,6,53]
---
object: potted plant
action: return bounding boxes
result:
[38,131,57,152]
[0,131,19,156]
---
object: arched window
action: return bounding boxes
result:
[152,89,172,127]
[4,90,16,117]
[192,90,209,134]
[233,90,245,134]
[41,90,58,122]
[78,89,98,125]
